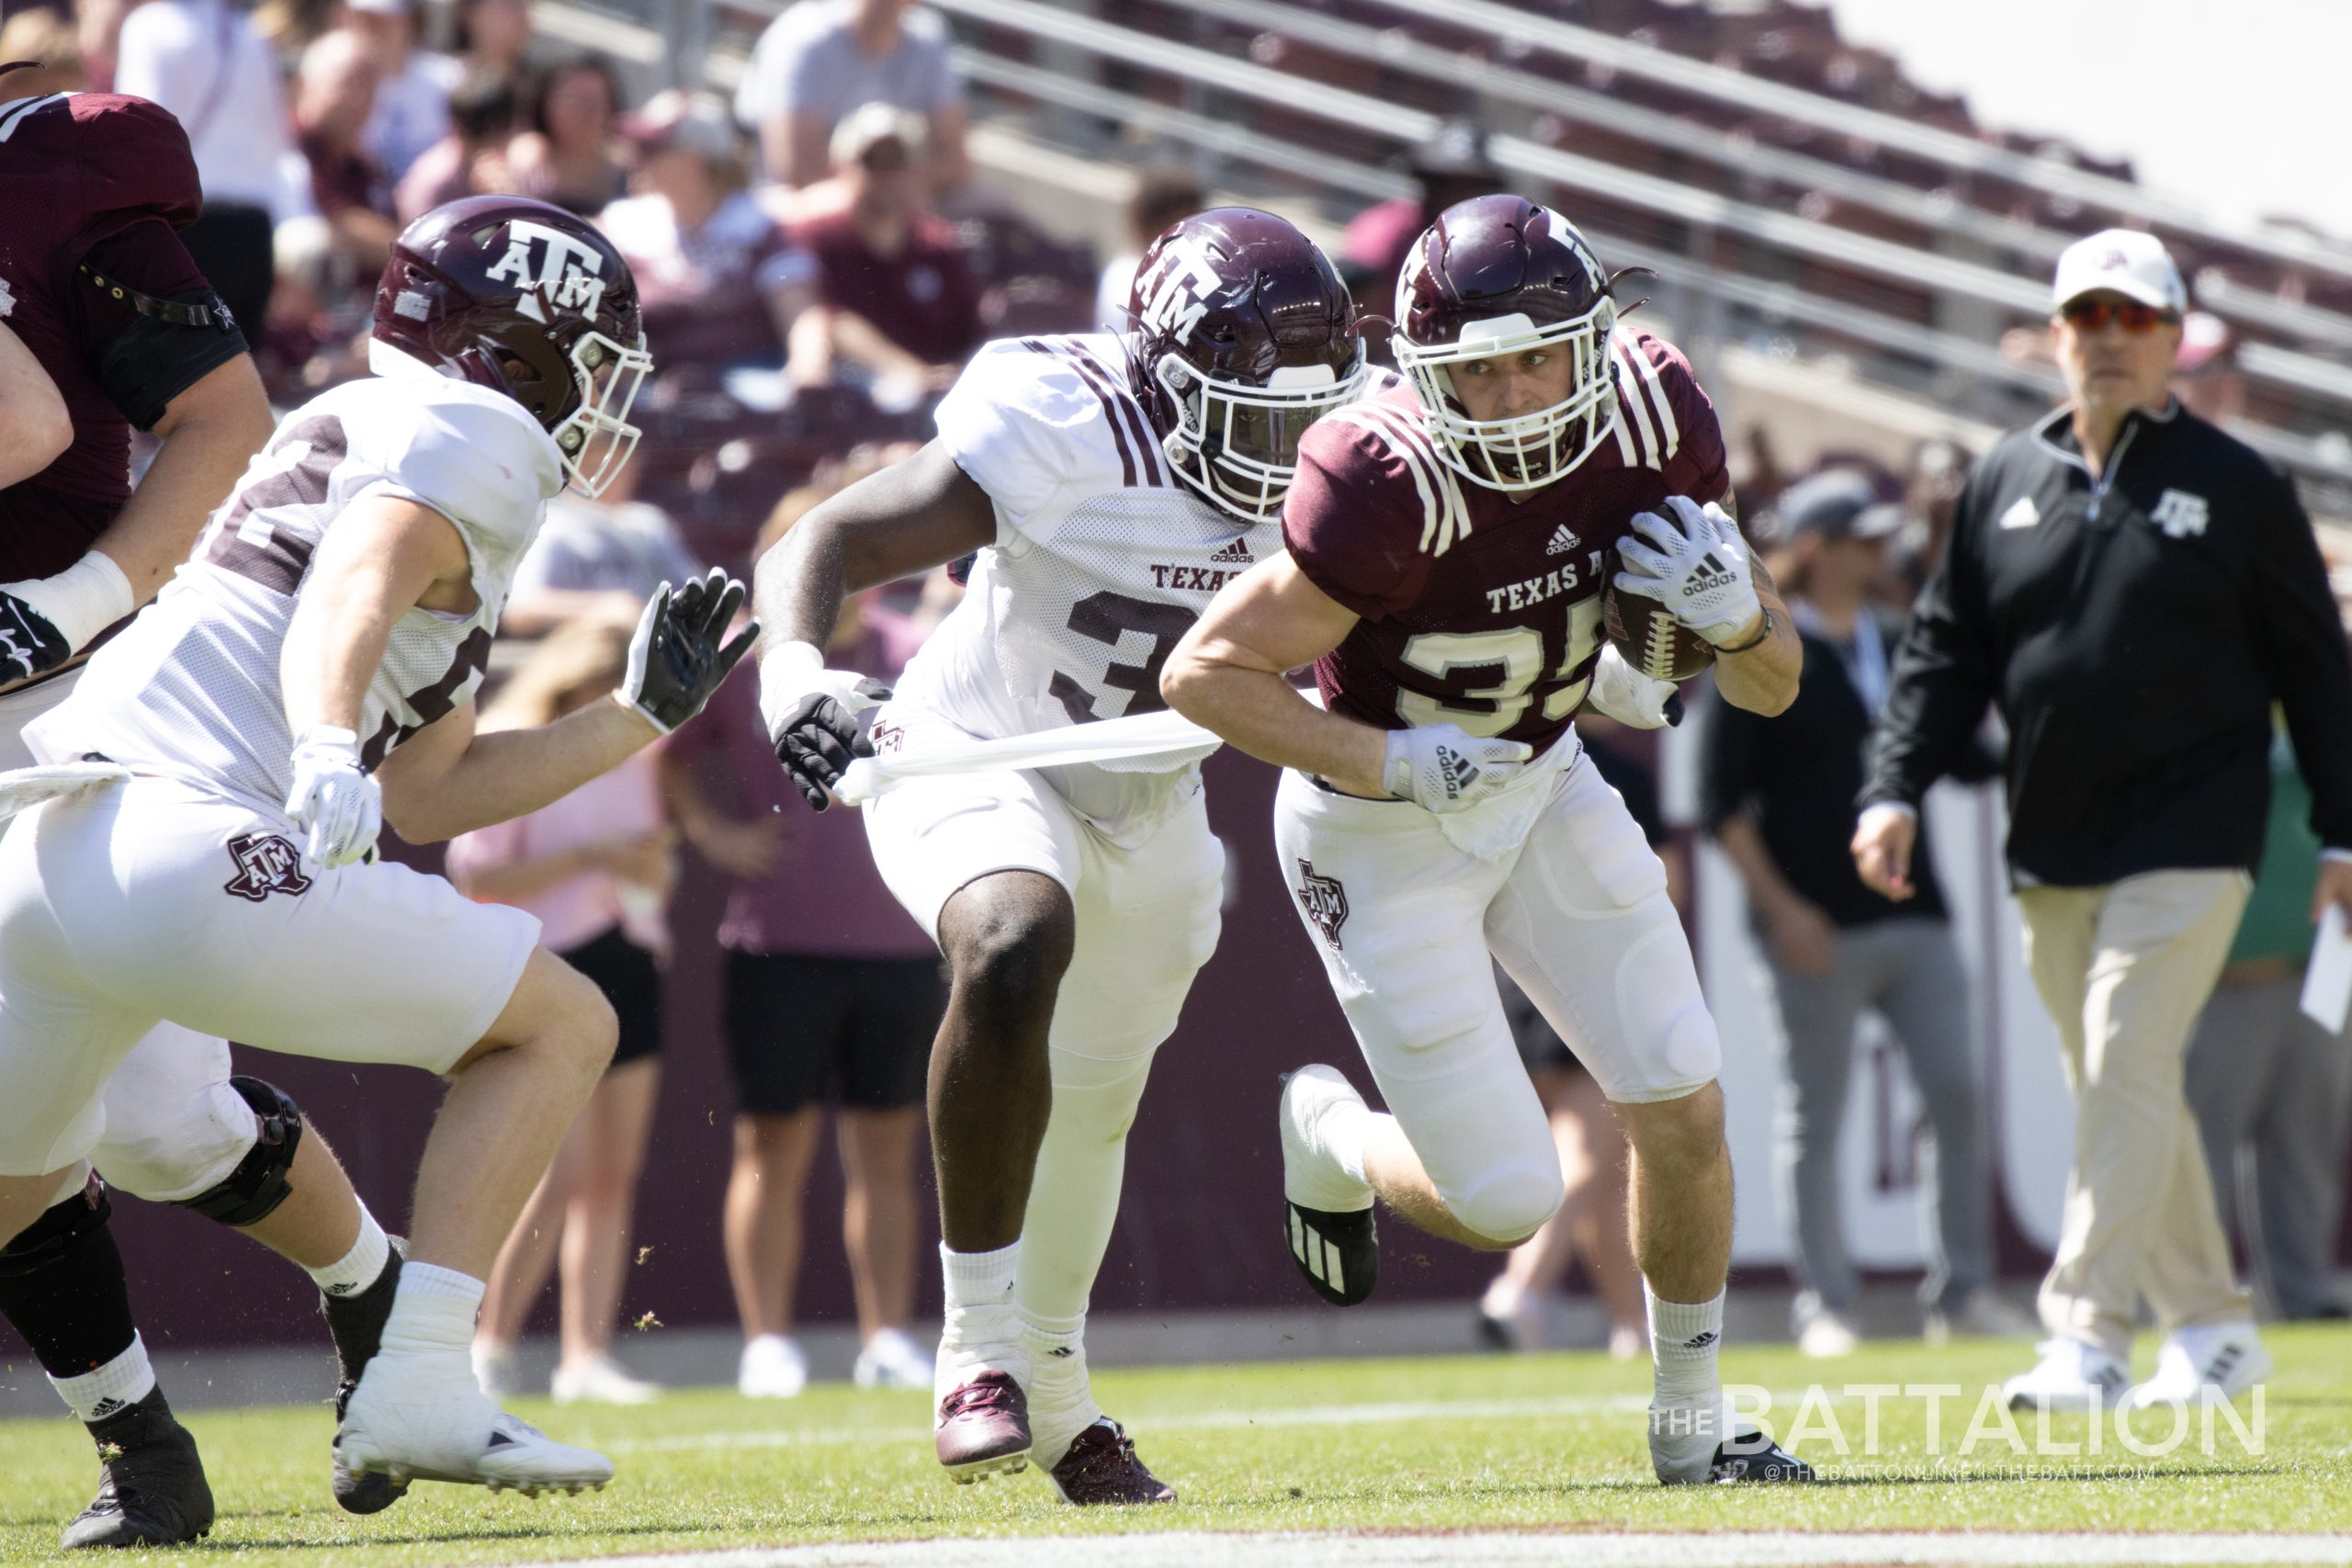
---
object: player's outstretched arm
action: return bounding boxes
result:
[752,439,995,807]
[0,320,71,489]
[377,571,757,844]
[1161,552,1391,798]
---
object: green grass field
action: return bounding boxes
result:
[2,1327,2347,1565]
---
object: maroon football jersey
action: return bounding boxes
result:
[0,92,213,576]
[1283,327,1728,749]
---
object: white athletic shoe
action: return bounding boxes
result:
[470,1343,518,1399]
[2003,1337,2128,1412]
[335,1349,612,1496]
[1925,1290,2041,1346]
[738,1335,808,1399]
[551,1356,660,1406]
[2122,1322,2271,1410]
[1279,1065,1374,1213]
[1796,1309,1861,1359]
[853,1328,930,1391]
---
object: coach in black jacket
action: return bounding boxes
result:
[1853,230,2352,1415]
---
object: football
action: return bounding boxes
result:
[1605,581,1717,682]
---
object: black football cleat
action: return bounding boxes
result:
[1046,1418,1176,1506]
[1285,1199,1378,1307]
[60,1388,215,1550]
[1707,1428,1815,1484]
[322,1239,408,1514]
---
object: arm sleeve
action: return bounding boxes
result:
[2247,470,2352,850]
[1657,354,1732,506]
[775,27,829,117]
[1278,420,1430,619]
[1860,459,2001,809]
[914,26,965,110]
[1695,684,1766,833]
[68,220,247,431]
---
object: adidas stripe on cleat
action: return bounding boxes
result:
[1285,1199,1378,1307]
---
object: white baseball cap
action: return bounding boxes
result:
[2052,228,2187,314]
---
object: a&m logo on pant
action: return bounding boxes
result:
[223,832,314,902]
[1295,859,1349,952]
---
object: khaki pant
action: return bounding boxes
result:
[2017,869,2255,1357]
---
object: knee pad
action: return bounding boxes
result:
[171,1077,304,1227]
[1447,1161,1566,1248]
[0,1176,111,1276]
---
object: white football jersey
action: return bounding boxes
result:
[28,361,564,820]
[897,333,1281,836]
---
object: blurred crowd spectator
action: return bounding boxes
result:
[733,0,966,194]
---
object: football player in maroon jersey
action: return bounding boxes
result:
[1164,196,1813,1484]
[0,79,411,1545]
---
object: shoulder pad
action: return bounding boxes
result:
[0,94,204,235]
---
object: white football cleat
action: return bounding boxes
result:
[738,1334,808,1399]
[551,1355,660,1405]
[1796,1309,1861,1359]
[2003,1337,2128,1412]
[2122,1322,2271,1410]
[854,1327,930,1391]
[336,1349,613,1496]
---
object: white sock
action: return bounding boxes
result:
[940,1240,1020,1311]
[380,1263,486,1357]
[1324,1105,1377,1188]
[51,1333,156,1424]
[1021,1307,1101,1464]
[1646,1284,1725,1412]
[307,1206,391,1298]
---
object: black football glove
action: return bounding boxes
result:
[620,569,760,734]
[0,591,74,685]
[759,639,891,812]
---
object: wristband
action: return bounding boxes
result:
[0,551,136,654]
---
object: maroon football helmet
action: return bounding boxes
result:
[370,196,651,497]
[1394,195,1621,492]
[1123,207,1364,523]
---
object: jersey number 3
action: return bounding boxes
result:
[1395,596,1604,735]
[1050,591,1196,723]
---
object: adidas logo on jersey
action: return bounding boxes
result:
[1544,524,1579,556]
[1210,536,1254,564]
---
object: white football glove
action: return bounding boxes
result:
[758,639,892,811]
[1614,494,1762,647]
[1586,642,1682,729]
[1383,723,1533,813]
[284,725,380,869]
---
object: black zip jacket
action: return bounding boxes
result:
[1861,400,2352,887]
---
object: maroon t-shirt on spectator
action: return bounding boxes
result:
[672,606,935,959]
[794,208,981,366]
[0,93,236,577]
[300,130,394,219]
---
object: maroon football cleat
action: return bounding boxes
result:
[935,1370,1031,1482]
[1046,1419,1176,1506]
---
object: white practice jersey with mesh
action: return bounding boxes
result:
[27,367,565,821]
[897,333,1283,838]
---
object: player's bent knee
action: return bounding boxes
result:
[458,947,617,1078]
[940,877,1076,1015]
[1448,1165,1566,1250]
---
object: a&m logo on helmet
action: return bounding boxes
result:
[484,219,608,324]
[1135,234,1227,342]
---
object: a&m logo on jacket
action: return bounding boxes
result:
[485,220,607,324]
[2150,489,2211,539]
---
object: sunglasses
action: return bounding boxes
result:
[2059,298,2179,333]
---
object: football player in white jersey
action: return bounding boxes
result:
[754,209,1364,1503]
[0,196,754,1499]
